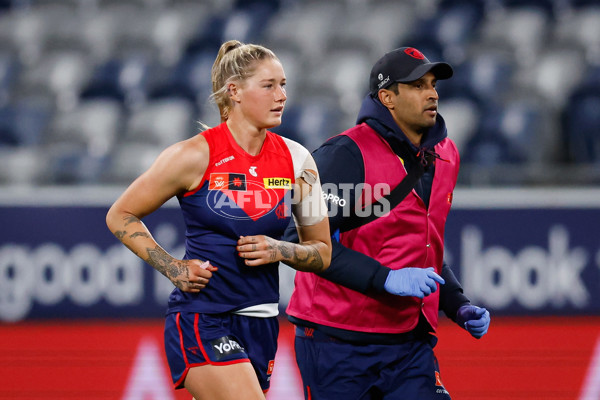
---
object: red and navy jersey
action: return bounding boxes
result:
[168,122,295,315]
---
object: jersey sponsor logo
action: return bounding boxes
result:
[214,155,235,167]
[264,177,292,189]
[210,336,245,360]
[208,173,247,191]
[249,166,258,177]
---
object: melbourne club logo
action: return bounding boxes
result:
[275,202,290,219]
[405,47,425,60]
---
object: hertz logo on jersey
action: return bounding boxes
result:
[263,177,292,189]
[209,173,247,191]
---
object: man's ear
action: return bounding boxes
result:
[378,89,394,110]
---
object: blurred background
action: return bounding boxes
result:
[0,0,599,399]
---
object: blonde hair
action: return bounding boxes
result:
[210,40,279,122]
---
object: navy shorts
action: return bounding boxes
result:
[294,327,451,400]
[164,312,279,390]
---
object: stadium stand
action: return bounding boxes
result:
[0,0,598,187]
[562,83,600,164]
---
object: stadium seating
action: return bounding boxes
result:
[438,96,481,153]
[149,50,216,106]
[0,100,51,147]
[0,146,45,185]
[413,0,485,58]
[562,83,600,164]
[43,142,108,184]
[443,46,516,104]
[44,98,123,155]
[0,51,17,106]
[101,143,162,185]
[80,55,161,109]
[272,97,347,152]
[0,0,596,186]
[121,98,196,147]
[465,90,556,165]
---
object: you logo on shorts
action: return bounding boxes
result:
[210,336,245,360]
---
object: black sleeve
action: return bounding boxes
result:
[439,262,471,321]
[281,135,392,294]
[320,240,390,293]
[312,136,362,232]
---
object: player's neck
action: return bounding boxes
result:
[226,119,266,156]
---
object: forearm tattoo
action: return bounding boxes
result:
[306,245,324,271]
[264,239,284,263]
[278,242,293,259]
[112,215,188,289]
[111,215,142,240]
[280,242,324,272]
[146,245,190,290]
[110,215,148,258]
[129,232,150,239]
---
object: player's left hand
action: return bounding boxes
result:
[237,235,281,266]
[456,304,490,339]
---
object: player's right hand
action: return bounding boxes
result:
[170,259,218,293]
[384,267,445,298]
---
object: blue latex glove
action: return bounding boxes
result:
[384,267,445,298]
[456,305,491,339]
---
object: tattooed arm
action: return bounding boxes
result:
[236,222,330,272]
[106,135,217,292]
[110,214,216,292]
[236,173,332,273]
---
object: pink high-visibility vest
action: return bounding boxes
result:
[287,123,460,333]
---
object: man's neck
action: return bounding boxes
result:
[404,130,423,147]
[392,115,423,147]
